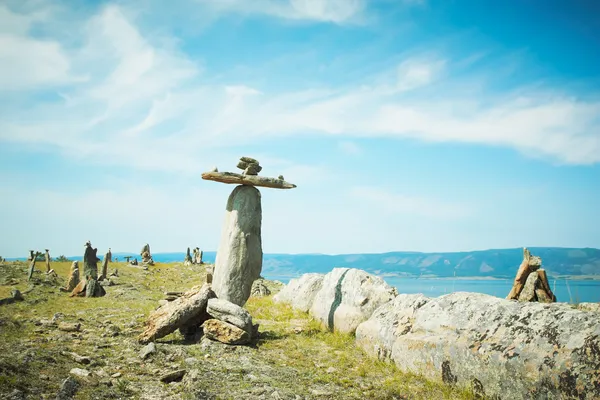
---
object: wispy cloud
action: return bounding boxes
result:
[338,140,362,156]
[194,0,366,24]
[2,1,600,175]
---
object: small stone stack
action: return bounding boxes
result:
[236,156,262,176]
[506,248,556,303]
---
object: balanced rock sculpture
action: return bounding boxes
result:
[44,249,51,272]
[141,243,154,266]
[506,248,556,302]
[202,157,296,306]
[71,241,105,297]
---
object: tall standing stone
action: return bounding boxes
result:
[44,249,51,272]
[212,185,263,306]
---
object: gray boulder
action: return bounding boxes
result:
[309,268,397,334]
[207,298,253,334]
[273,273,324,312]
[212,185,262,306]
[355,291,600,400]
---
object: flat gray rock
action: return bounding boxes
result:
[207,298,253,334]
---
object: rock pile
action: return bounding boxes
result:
[236,156,262,176]
[140,243,155,267]
[507,248,556,302]
[70,241,105,297]
[138,157,294,347]
[60,261,80,292]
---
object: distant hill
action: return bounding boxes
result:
[11,247,599,279]
[260,247,600,279]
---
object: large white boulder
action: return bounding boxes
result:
[309,268,398,334]
[273,273,324,312]
[356,291,600,400]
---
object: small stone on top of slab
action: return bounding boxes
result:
[203,157,296,189]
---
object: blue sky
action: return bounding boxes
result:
[1,0,599,258]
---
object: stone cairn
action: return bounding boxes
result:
[138,157,295,346]
[184,247,193,266]
[70,241,105,298]
[99,249,111,281]
[44,249,51,273]
[60,261,80,292]
[140,243,154,267]
[506,248,556,302]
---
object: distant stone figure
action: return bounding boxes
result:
[107,248,112,263]
[184,247,193,266]
[195,248,203,264]
[83,241,104,297]
[27,251,41,281]
[61,261,80,292]
[28,250,35,261]
[124,256,131,263]
[141,243,154,266]
[44,249,51,272]
[130,258,138,266]
[100,250,110,280]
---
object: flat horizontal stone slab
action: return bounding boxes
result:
[201,171,296,189]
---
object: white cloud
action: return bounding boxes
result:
[350,186,473,220]
[2,2,600,174]
[396,58,446,91]
[194,0,365,24]
[338,140,362,156]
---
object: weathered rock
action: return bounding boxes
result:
[139,342,156,359]
[56,376,80,400]
[518,270,556,303]
[212,185,263,306]
[70,368,91,378]
[273,273,324,313]
[61,351,91,365]
[160,369,186,383]
[45,249,51,272]
[58,322,81,332]
[309,268,397,333]
[206,298,253,334]
[100,251,110,280]
[251,279,271,297]
[243,163,262,176]
[63,261,80,292]
[576,302,600,312]
[202,319,250,345]
[240,156,259,164]
[85,278,106,298]
[202,171,296,189]
[139,284,215,344]
[355,291,600,400]
[83,242,100,281]
[11,289,23,301]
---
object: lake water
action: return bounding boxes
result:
[265,275,600,304]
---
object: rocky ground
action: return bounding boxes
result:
[0,261,474,400]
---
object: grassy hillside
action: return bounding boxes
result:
[0,261,475,400]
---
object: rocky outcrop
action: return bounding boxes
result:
[212,185,263,306]
[355,291,600,400]
[273,273,324,312]
[309,268,397,334]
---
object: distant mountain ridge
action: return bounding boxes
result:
[10,247,599,278]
